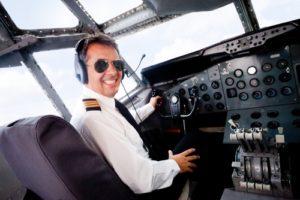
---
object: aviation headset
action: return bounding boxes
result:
[74,35,125,84]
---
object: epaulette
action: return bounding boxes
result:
[83,98,101,111]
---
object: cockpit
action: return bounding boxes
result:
[0,0,300,199]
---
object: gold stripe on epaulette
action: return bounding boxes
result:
[83,98,101,111]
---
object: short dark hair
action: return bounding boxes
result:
[75,33,120,64]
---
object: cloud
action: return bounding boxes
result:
[1,0,77,29]
[0,48,83,125]
[252,0,300,28]
[0,67,59,125]
[153,37,199,63]
[80,0,142,23]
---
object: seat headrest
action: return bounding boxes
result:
[0,115,135,200]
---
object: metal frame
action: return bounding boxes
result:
[234,0,259,32]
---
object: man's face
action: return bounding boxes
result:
[85,43,122,98]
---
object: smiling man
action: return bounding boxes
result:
[70,33,200,199]
[84,42,122,97]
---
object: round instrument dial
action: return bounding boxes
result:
[171,95,179,104]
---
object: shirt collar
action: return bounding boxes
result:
[82,86,116,109]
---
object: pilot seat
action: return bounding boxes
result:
[0,115,136,200]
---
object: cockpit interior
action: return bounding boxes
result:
[0,0,300,199]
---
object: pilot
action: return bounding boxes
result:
[71,33,200,199]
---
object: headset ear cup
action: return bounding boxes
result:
[74,54,88,84]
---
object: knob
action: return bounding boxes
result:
[263,76,275,85]
[216,103,225,110]
[266,88,277,98]
[231,113,241,120]
[267,110,279,118]
[171,95,179,104]
[234,69,243,78]
[211,81,220,89]
[202,94,210,101]
[281,86,293,96]
[250,78,260,87]
[225,77,234,86]
[239,92,248,101]
[252,91,263,100]
[251,112,261,119]
[262,63,273,72]
[267,121,280,129]
[251,121,262,128]
[277,59,289,69]
[291,108,300,116]
[279,73,292,82]
[247,66,257,75]
[200,83,207,91]
[213,92,222,100]
[236,80,246,89]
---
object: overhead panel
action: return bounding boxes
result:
[143,0,233,15]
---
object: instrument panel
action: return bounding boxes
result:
[158,44,300,143]
[220,46,297,110]
[160,65,226,117]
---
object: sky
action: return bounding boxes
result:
[0,0,300,125]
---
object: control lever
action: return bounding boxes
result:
[158,94,198,118]
[180,97,198,118]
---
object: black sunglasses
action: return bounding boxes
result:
[94,59,124,73]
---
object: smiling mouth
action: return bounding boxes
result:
[103,79,118,85]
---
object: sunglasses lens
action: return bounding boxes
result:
[94,60,108,73]
[113,60,124,71]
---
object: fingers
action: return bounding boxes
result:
[186,155,200,162]
[184,163,197,173]
[181,148,196,156]
[154,96,161,100]
[189,162,197,169]
[169,148,200,173]
[168,150,173,158]
[150,96,162,107]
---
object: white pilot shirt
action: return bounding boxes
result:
[71,86,180,194]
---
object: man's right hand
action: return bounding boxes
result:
[168,148,200,173]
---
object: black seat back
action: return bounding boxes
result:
[0,151,26,199]
[0,115,136,200]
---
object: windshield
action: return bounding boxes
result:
[1,0,78,29]
[118,3,243,76]
[252,0,300,28]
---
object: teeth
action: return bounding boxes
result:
[103,80,116,85]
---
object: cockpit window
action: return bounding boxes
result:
[79,0,142,24]
[117,3,244,77]
[1,0,78,29]
[0,67,59,125]
[33,49,82,112]
[115,76,139,99]
[252,0,300,28]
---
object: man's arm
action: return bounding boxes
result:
[80,113,180,194]
[130,96,162,124]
